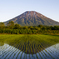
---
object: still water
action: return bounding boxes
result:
[0,43,59,59]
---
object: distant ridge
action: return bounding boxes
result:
[4,11,59,26]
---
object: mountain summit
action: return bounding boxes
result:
[5,11,59,26]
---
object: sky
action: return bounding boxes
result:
[0,0,59,22]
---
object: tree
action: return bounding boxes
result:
[0,22,5,28]
[41,26,46,30]
[0,22,5,26]
[38,25,43,29]
[14,24,20,29]
[7,21,14,28]
[53,26,59,30]
[29,26,34,30]
[34,26,40,30]
[23,26,28,29]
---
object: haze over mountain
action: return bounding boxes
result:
[5,11,59,26]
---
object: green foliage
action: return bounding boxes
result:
[38,25,43,27]
[0,22,5,26]
[14,24,20,29]
[0,22,5,29]
[29,26,34,30]
[7,21,14,26]
[23,26,28,29]
[0,24,59,34]
[7,21,14,28]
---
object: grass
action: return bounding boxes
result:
[0,34,59,54]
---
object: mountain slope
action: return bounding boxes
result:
[5,11,59,26]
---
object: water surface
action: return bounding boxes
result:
[0,43,59,59]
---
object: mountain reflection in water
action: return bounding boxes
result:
[0,43,59,59]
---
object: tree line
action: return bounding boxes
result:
[0,21,59,34]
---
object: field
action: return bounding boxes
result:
[0,34,59,54]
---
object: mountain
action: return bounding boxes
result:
[4,11,59,26]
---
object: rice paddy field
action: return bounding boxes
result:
[0,34,59,59]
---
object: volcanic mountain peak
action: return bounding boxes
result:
[24,11,36,14]
[23,11,42,16]
[21,11,48,19]
[21,11,37,17]
[5,11,59,26]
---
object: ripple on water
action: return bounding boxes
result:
[0,43,59,59]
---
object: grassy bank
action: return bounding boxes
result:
[0,34,59,54]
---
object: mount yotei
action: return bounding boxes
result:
[5,11,59,26]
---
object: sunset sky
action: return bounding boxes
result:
[0,0,59,22]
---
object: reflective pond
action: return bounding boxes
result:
[0,43,59,59]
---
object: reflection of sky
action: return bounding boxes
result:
[0,43,59,59]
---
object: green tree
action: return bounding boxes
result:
[0,22,5,29]
[53,26,59,30]
[7,21,14,28]
[0,22,5,26]
[14,24,20,29]
[23,26,28,29]
[34,26,40,30]
[29,26,34,30]
[38,25,43,27]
